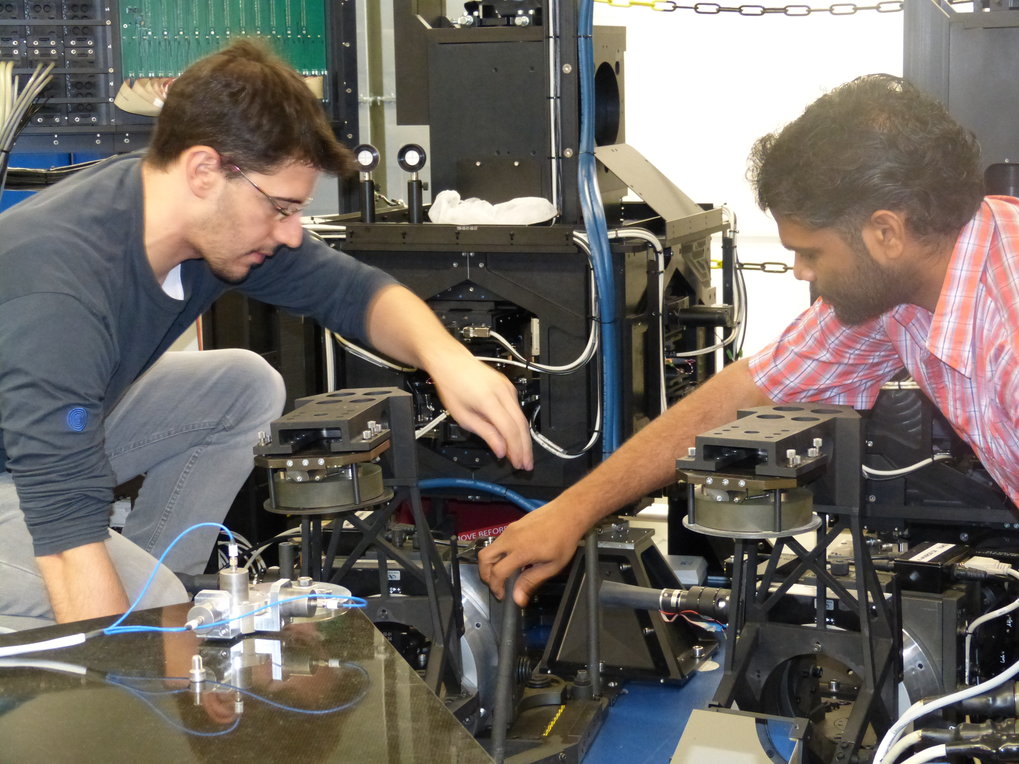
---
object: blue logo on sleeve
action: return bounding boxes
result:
[66,407,88,432]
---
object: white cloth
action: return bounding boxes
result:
[428,190,557,225]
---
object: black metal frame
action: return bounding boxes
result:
[682,405,901,763]
[255,388,465,697]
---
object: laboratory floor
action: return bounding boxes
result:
[584,503,725,762]
[584,650,725,763]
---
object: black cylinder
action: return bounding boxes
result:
[599,580,730,623]
[492,571,520,764]
[407,178,423,224]
[986,162,1019,197]
[359,177,376,223]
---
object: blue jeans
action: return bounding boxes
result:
[0,349,286,631]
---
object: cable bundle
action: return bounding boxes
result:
[0,60,56,203]
[3,160,102,190]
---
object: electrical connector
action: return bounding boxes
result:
[961,556,1015,577]
[461,326,491,339]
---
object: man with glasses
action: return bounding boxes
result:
[0,40,533,630]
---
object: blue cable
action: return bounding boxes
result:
[419,478,544,512]
[108,663,371,717]
[200,667,371,715]
[104,522,236,634]
[105,678,241,737]
[104,521,366,636]
[577,0,621,457]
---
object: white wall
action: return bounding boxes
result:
[593,5,904,353]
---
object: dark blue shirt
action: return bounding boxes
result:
[0,154,395,555]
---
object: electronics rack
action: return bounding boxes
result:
[1,1,357,156]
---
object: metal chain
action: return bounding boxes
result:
[595,0,902,15]
[711,259,792,273]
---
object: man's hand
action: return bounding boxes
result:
[479,359,774,605]
[427,352,532,471]
[478,501,584,607]
[36,539,130,623]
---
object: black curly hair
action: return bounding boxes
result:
[749,75,983,243]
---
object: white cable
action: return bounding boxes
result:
[883,730,925,764]
[0,631,89,658]
[0,657,88,675]
[897,744,947,764]
[671,333,739,358]
[483,326,598,375]
[415,410,448,439]
[0,60,11,128]
[963,566,1019,683]
[874,650,1019,762]
[1,62,53,151]
[863,454,953,478]
[330,331,417,373]
[324,319,336,391]
[667,222,747,362]
[529,403,601,459]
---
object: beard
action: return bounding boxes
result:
[818,242,916,325]
[204,254,256,285]
[191,195,268,284]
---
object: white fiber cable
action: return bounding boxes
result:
[963,566,1019,683]
[882,730,925,764]
[0,631,90,658]
[897,744,947,764]
[415,411,448,439]
[874,652,1019,763]
[863,454,953,479]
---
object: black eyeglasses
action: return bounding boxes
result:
[228,164,313,220]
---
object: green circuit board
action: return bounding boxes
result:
[118,1,328,78]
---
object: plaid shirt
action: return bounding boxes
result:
[749,197,1019,503]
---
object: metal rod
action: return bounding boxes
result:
[323,517,344,581]
[309,518,323,581]
[407,177,423,224]
[721,234,735,369]
[585,529,602,698]
[492,570,521,764]
[359,177,376,223]
[300,516,312,579]
[348,464,361,505]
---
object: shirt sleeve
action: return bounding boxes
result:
[0,293,117,556]
[236,235,398,342]
[748,300,905,409]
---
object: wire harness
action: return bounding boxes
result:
[0,60,55,203]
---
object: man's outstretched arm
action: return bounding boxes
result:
[478,358,773,606]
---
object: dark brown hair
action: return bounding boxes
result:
[749,74,983,242]
[146,39,354,177]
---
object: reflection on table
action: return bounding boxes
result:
[0,603,492,763]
